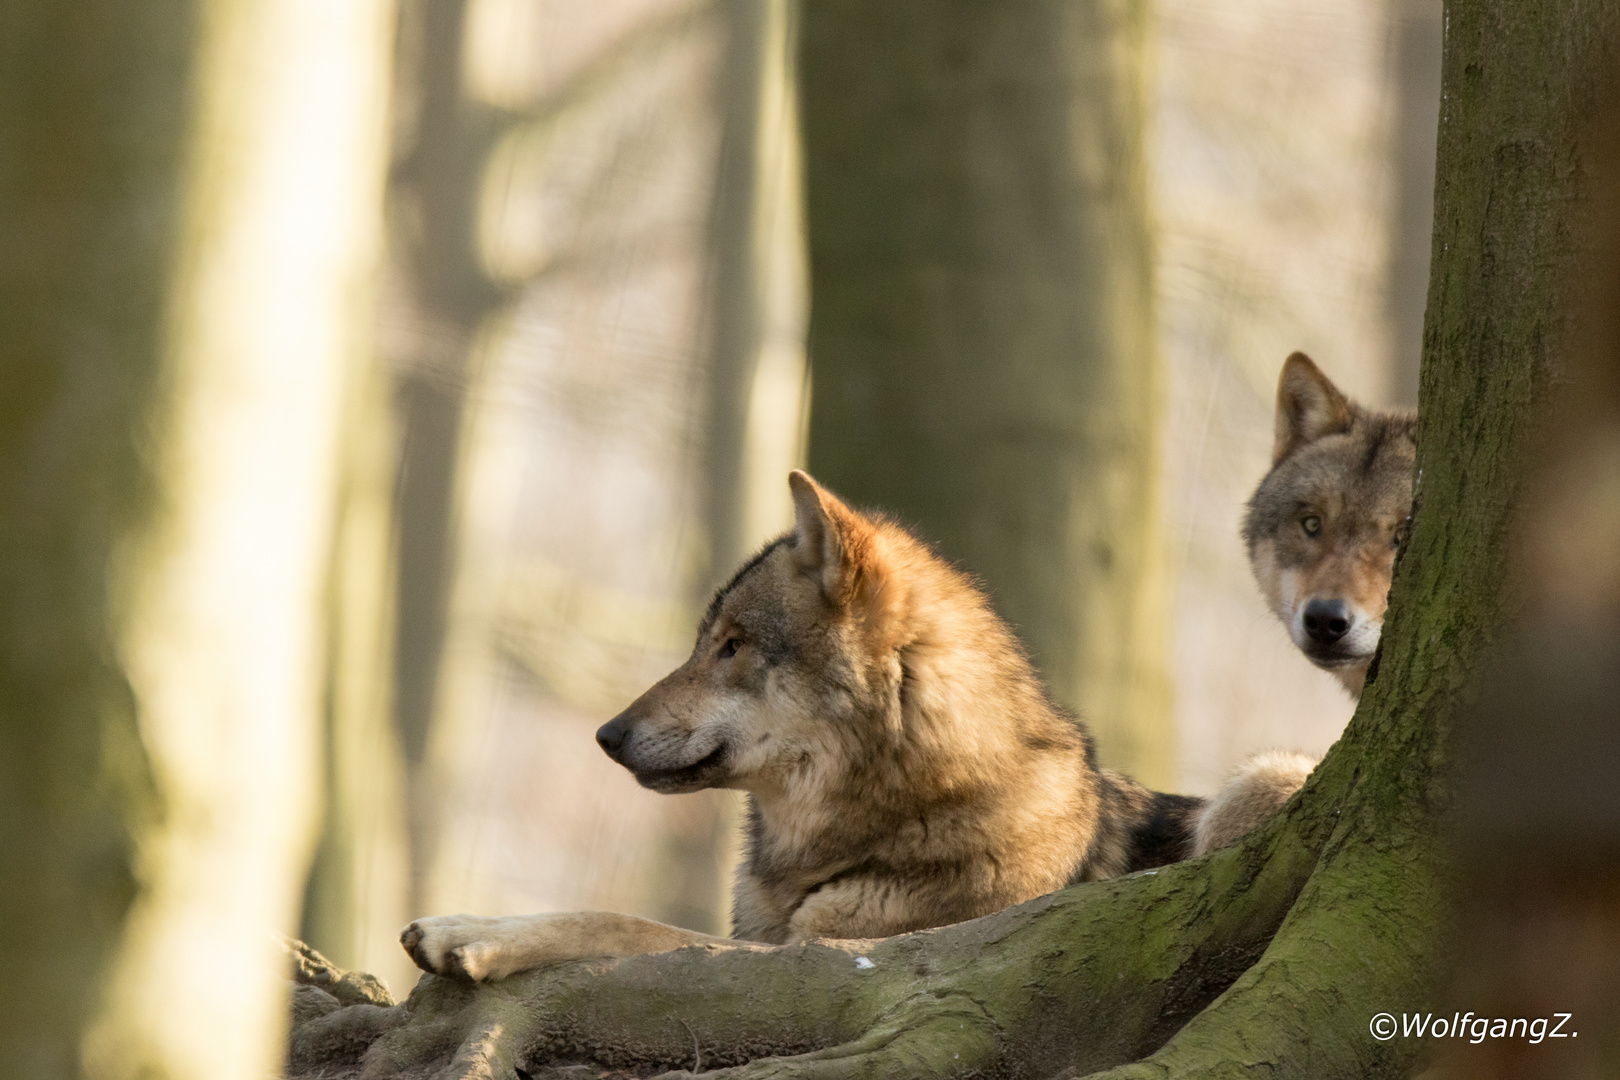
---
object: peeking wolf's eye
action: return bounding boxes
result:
[1392,522,1409,549]
[1301,515,1322,537]
[718,637,742,660]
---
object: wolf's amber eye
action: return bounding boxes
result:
[1301,515,1322,537]
[718,637,742,660]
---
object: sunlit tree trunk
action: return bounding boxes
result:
[299,361,411,986]
[798,0,1173,786]
[0,1,395,1076]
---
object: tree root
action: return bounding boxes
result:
[284,792,1329,1080]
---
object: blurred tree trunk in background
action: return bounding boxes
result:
[297,1,424,988]
[0,5,192,1073]
[298,346,410,981]
[306,0,524,996]
[798,1,1173,786]
[0,1,394,1078]
[377,0,507,932]
[704,0,809,581]
[685,0,808,934]
[374,0,784,947]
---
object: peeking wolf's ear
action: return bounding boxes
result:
[788,470,877,605]
[1273,352,1355,464]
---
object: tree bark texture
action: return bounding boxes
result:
[281,0,1618,1076]
[798,0,1173,787]
[1433,50,1620,1080]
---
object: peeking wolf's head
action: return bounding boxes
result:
[1244,353,1417,697]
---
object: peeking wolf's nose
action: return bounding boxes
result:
[596,715,630,757]
[1302,599,1351,644]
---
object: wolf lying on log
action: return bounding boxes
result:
[400,471,1308,982]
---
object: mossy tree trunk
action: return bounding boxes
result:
[283,1,1619,1077]
[0,1,396,1077]
[1433,30,1620,1080]
[798,0,1173,786]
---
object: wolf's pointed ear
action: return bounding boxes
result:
[1273,352,1355,464]
[788,470,874,605]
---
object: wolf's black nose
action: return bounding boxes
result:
[596,715,630,757]
[1302,599,1351,644]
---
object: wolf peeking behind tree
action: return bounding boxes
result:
[1246,352,1418,698]
[402,471,1308,982]
[1192,354,1412,860]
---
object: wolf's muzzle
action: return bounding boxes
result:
[596,707,730,791]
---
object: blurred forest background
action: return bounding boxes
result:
[0,0,1442,1075]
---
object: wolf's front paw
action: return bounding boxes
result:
[399,915,506,982]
